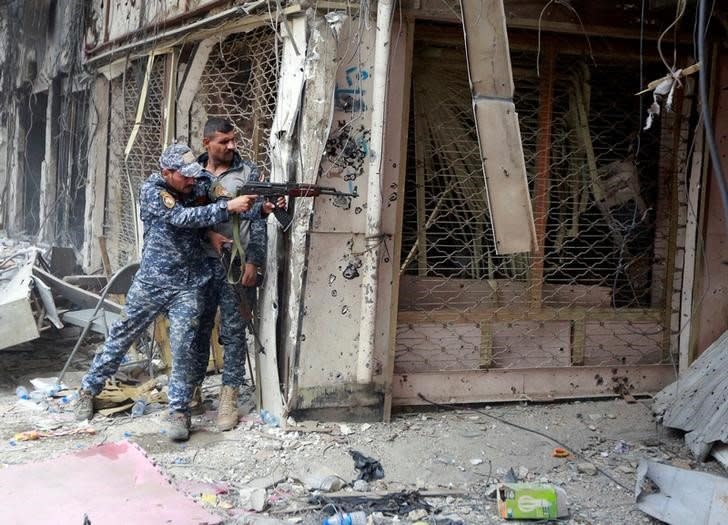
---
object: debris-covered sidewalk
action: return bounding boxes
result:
[1,348,724,525]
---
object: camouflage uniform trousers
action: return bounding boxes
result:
[80,278,207,414]
[192,261,252,388]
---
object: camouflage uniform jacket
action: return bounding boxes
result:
[196,152,267,267]
[137,172,230,289]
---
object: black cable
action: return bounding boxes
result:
[416,393,632,491]
[697,0,728,223]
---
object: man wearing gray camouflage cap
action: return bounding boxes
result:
[74,143,257,441]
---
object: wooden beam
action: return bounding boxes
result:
[384,18,415,422]
[398,307,664,323]
[570,318,586,365]
[678,119,704,372]
[529,43,555,307]
[392,364,675,405]
[461,0,536,255]
[478,320,493,368]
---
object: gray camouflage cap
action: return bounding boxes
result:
[159,143,202,178]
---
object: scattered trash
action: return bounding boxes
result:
[29,377,64,396]
[635,459,728,524]
[497,483,569,520]
[352,479,369,492]
[131,399,147,417]
[16,399,44,411]
[349,450,384,482]
[260,409,280,427]
[15,386,29,400]
[552,447,570,458]
[517,466,529,480]
[200,493,218,506]
[13,427,96,442]
[322,511,367,525]
[408,509,428,521]
[470,458,483,465]
[296,464,347,492]
[310,490,432,517]
[60,391,80,405]
[339,424,354,436]
[613,440,630,454]
[360,423,371,432]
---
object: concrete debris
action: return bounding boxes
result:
[577,463,597,476]
[653,328,728,461]
[635,459,728,525]
[238,487,267,511]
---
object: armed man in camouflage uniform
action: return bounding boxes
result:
[74,143,257,441]
[191,117,285,431]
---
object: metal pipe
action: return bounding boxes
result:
[356,0,394,383]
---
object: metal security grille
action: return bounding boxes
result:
[395,31,686,379]
[106,56,167,269]
[196,27,279,175]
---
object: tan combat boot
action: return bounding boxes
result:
[73,389,94,421]
[216,385,239,431]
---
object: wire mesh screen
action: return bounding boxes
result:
[106,55,167,270]
[195,27,279,176]
[396,34,681,374]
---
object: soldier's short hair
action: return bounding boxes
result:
[204,117,235,139]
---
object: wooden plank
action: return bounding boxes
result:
[398,275,613,310]
[679,120,704,372]
[398,307,663,323]
[396,322,481,372]
[460,0,535,255]
[491,320,571,368]
[392,364,675,405]
[529,43,555,307]
[460,0,513,98]
[473,99,536,254]
[413,85,428,276]
[479,321,493,368]
[692,45,728,358]
[383,18,415,422]
[175,38,214,142]
[584,321,663,366]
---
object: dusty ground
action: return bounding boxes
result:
[0,333,725,525]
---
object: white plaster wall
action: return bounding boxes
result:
[292,15,401,392]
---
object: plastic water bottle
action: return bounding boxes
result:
[131,399,147,417]
[60,391,80,405]
[29,390,46,402]
[15,386,29,400]
[260,409,280,427]
[321,511,367,525]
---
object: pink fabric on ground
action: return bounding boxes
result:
[0,441,221,525]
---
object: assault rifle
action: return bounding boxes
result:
[230,181,358,230]
[220,244,266,356]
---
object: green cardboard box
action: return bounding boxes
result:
[497,483,569,520]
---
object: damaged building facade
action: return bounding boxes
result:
[1,0,728,422]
